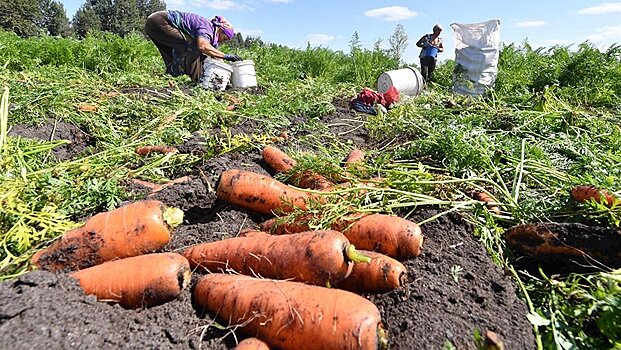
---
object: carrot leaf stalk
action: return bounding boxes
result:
[378,325,389,350]
[163,207,184,228]
[346,244,372,263]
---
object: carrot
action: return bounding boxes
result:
[343,214,424,259]
[135,145,178,156]
[193,274,389,350]
[131,176,192,196]
[70,253,191,308]
[77,103,97,112]
[260,213,423,260]
[261,145,297,173]
[235,338,270,350]
[184,230,370,286]
[570,185,617,207]
[31,200,184,272]
[216,169,318,215]
[344,148,365,168]
[261,145,333,190]
[336,250,407,293]
[474,191,501,215]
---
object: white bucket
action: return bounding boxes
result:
[200,58,233,91]
[230,60,258,88]
[376,67,425,96]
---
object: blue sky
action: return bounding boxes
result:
[59,1,621,63]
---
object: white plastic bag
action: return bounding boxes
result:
[450,19,501,96]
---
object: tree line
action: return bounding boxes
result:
[0,0,165,38]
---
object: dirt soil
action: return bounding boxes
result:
[8,118,93,160]
[0,100,536,350]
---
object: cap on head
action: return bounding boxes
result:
[433,24,443,32]
[213,15,235,39]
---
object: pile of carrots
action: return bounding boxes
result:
[30,146,429,349]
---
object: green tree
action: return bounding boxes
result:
[349,31,362,55]
[76,0,165,37]
[72,4,101,37]
[388,24,408,64]
[0,0,40,37]
[39,0,71,37]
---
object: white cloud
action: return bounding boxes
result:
[306,34,336,46]
[514,20,547,28]
[238,28,264,37]
[578,2,621,14]
[365,6,418,21]
[586,24,621,41]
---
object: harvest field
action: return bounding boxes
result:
[1,31,620,349]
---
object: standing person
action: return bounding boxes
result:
[144,10,242,83]
[416,24,444,83]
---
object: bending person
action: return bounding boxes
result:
[145,10,242,82]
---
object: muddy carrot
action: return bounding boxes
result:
[261,146,333,190]
[216,169,318,215]
[260,213,423,260]
[193,274,388,350]
[262,145,297,173]
[135,145,178,156]
[70,253,191,308]
[474,191,501,215]
[343,214,424,259]
[344,148,365,167]
[31,200,184,272]
[570,185,617,207]
[336,250,407,293]
[235,338,270,350]
[184,230,370,286]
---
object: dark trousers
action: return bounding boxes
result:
[144,11,203,82]
[420,56,437,83]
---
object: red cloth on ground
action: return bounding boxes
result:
[383,86,400,107]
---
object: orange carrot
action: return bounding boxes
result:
[261,145,333,190]
[184,230,370,286]
[344,148,365,168]
[235,338,270,350]
[262,145,297,173]
[77,104,97,112]
[336,250,407,293]
[570,185,617,207]
[70,253,190,308]
[31,200,184,272]
[343,214,424,259]
[216,169,318,215]
[260,213,423,260]
[474,191,501,215]
[131,176,192,196]
[135,145,178,156]
[193,274,388,350]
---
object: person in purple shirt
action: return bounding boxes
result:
[145,10,242,82]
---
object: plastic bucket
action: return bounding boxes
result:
[200,58,233,91]
[423,46,439,57]
[231,60,258,88]
[376,67,425,96]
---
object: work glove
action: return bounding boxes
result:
[223,54,242,62]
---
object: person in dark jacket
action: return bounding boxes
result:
[416,24,444,83]
[145,10,242,82]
